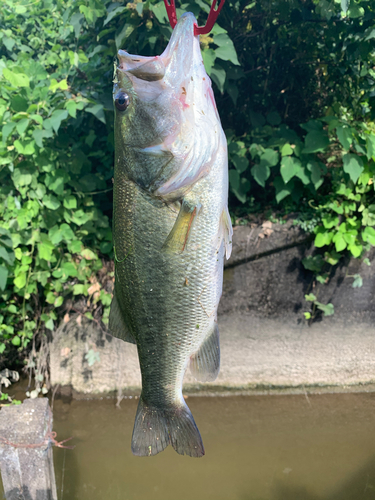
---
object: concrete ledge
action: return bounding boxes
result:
[50,313,375,397]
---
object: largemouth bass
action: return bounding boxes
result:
[110,12,232,457]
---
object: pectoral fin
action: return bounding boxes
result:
[222,206,233,259]
[190,323,220,382]
[215,206,233,259]
[162,199,201,254]
[109,289,136,344]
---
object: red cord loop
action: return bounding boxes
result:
[163,0,177,29]
[162,0,225,35]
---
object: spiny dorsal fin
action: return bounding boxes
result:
[109,289,136,344]
[190,323,220,382]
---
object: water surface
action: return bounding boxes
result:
[51,392,375,500]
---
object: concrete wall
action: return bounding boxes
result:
[49,221,375,397]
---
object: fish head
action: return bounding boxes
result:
[114,13,225,198]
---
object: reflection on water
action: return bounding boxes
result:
[48,393,375,500]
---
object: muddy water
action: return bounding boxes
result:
[48,393,375,500]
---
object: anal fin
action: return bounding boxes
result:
[162,199,201,254]
[108,289,136,344]
[190,323,220,382]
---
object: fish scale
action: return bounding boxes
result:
[110,12,232,457]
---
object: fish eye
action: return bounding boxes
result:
[115,92,130,111]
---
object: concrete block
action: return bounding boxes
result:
[0,398,57,500]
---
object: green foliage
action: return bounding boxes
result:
[304,293,334,321]
[0,0,241,365]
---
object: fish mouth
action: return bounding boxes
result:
[116,12,198,84]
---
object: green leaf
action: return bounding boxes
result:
[32,130,44,148]
[16,119,29,136]
[63,195,77,209]
[322,215,339,229]
[61,262,77,278]
[341,0,349,13]
[80,248,98,260]
[150,1,168,23]
[2,122,16,143]
[347,3,364,18]
[202,49,216,75]
[0,247,14,265]
[0,265,8,291]
[85,349,100,367]
[274,176,294,203]
[280,156,301,183]
[336,125,353,150]
[103,6,126,26]
[348,243,362,258]
[86,104,106,124]
[305,293,317,302]
[3,68,29,87]
[314,227,333,247]
[73,283,86,295]
[281,143,293,156]
[315,302,334,316]
[231,155,248,173]
[332,232,347,252]
[365,135,375,160]
[260,149,279,167]
[12,336,21,346]
[48,109,69,134]
[302,255,324,272]
[38,235,55,261]
[70,210,91,226]
[295,166,310,185]
[251,163,270,187]
[66,100,77,118]
[115,23,136,49]
[45,317,54,330]
[352,274,363,288]
[14,140,35,155]
[210,65,226,93]
[70,13,84,38]
[342,154,364,184]
[68,240,83,253]
[303,130,329,153]
[363,227,375,246]
[54,296,64,307]
[43,195,61,210]
[14,273,26,289]
[214,34,240,65]
[325,250,341,265]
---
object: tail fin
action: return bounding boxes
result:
[131,396,205,458]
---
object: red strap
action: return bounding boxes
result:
[194,0,225,35]
[162,0,225,35]
[163,0,177,29]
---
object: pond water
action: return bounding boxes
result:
[48,392,375,500]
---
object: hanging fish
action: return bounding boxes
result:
[110,12,232,457]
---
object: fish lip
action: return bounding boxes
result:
[116,12,198,76]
